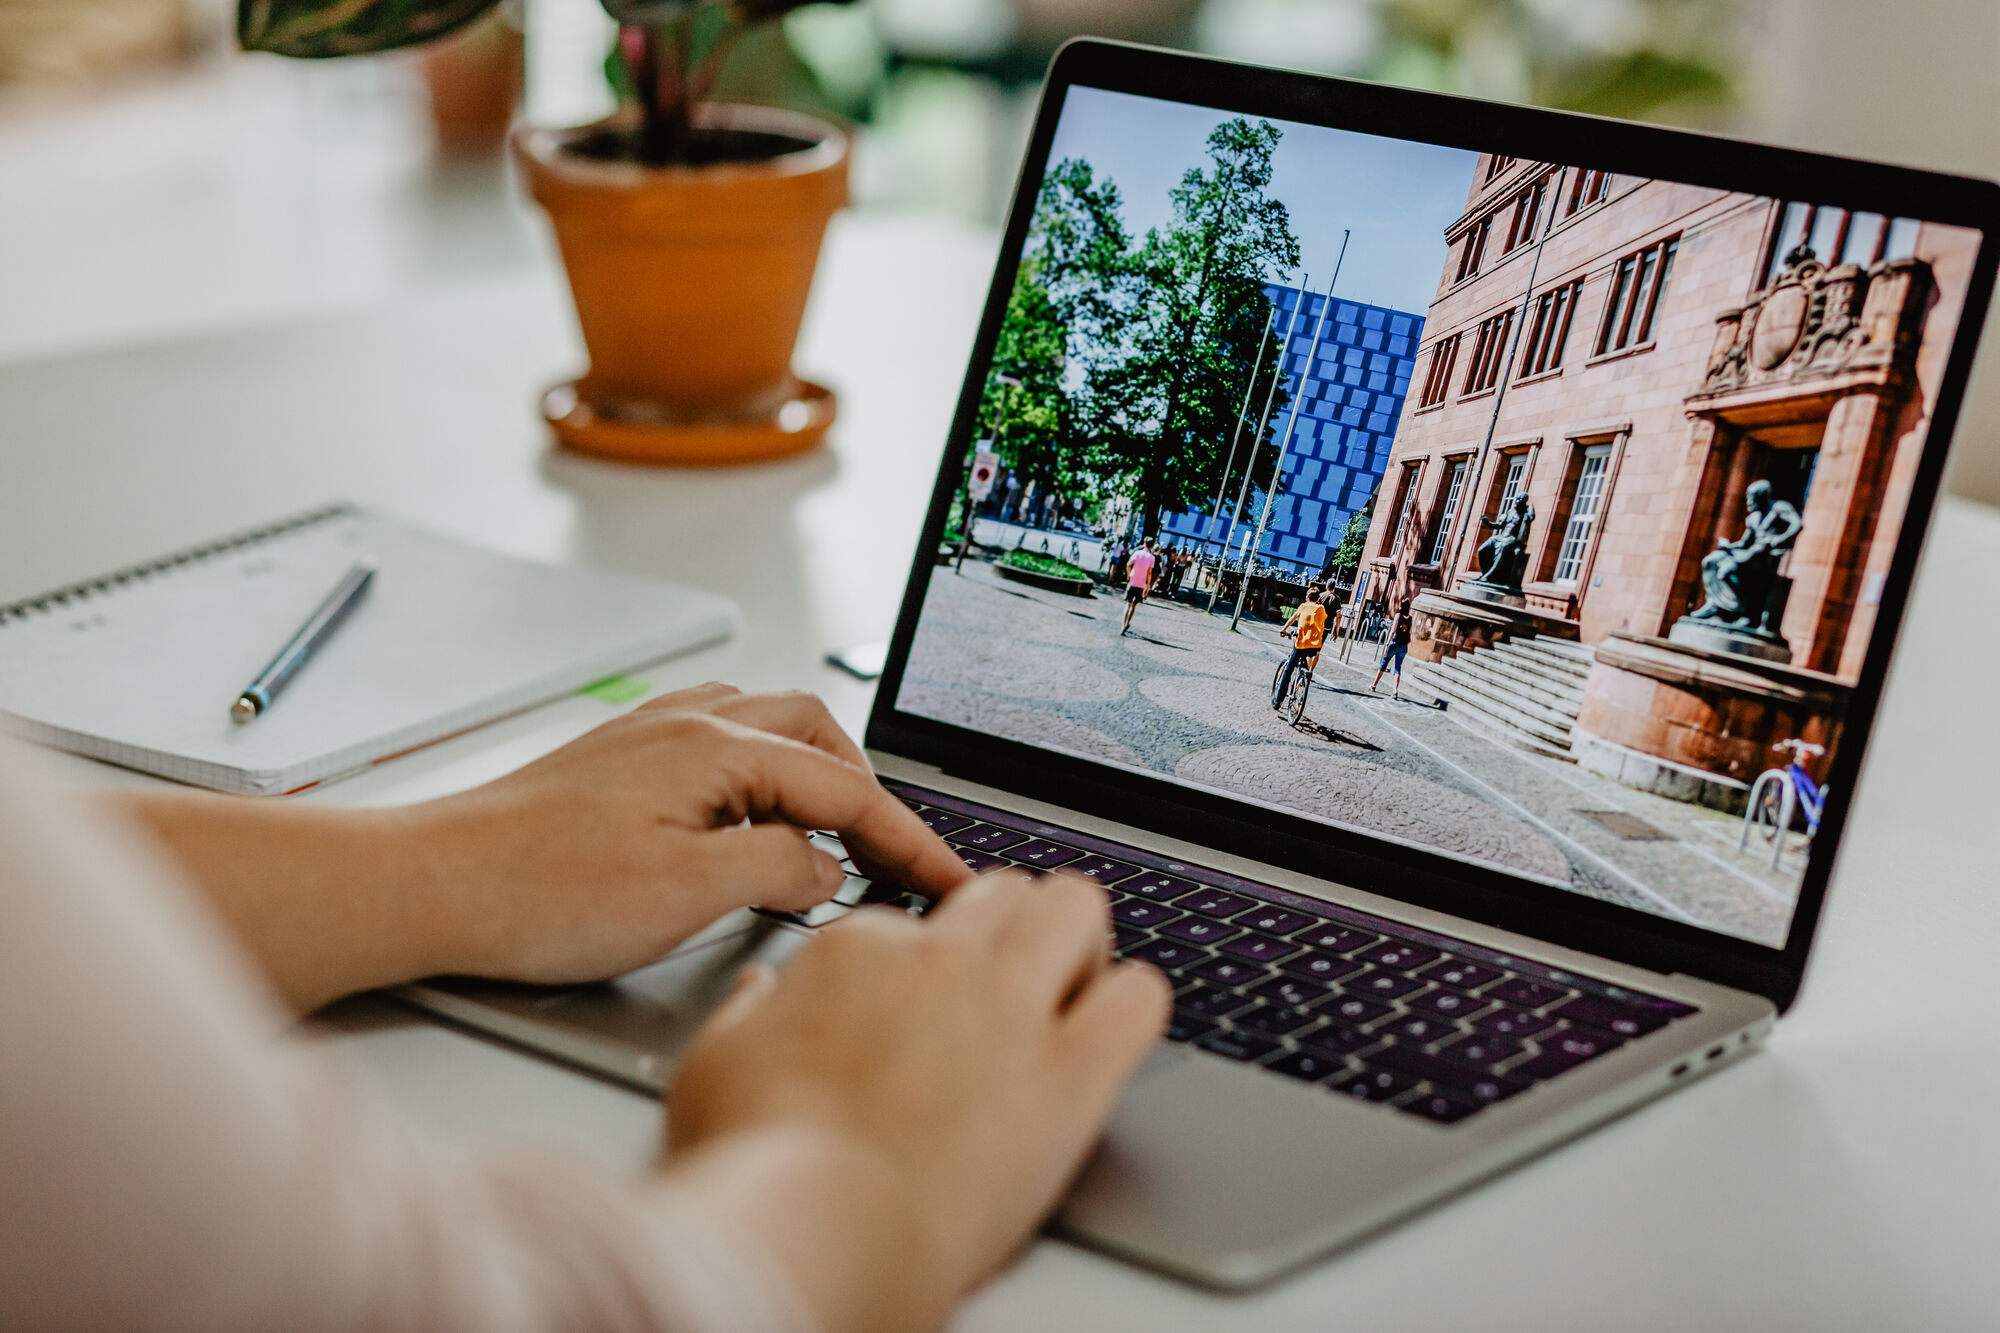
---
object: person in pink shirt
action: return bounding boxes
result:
[1120,536,1158,636]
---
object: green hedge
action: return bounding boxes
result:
[998,549,1093,581]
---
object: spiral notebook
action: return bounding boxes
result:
[0,505,739,794]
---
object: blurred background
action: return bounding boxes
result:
[3,0,1997,495]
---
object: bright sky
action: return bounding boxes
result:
[1044,86,1480,315]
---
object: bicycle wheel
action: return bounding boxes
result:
[1748,777,1786,844]
[1286,667,1311,725]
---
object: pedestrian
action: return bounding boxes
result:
[1372,599,1416,698]
[1108,539,1128,587]
[1121,536,1158,636]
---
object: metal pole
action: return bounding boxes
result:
[1202,306,1277,574]
[1234,233,1346,631]
[1209,271,1309,613]
[957,375,1020,572]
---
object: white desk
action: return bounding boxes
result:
[3,211,1999,1329]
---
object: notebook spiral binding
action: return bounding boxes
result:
[0,503,356,624]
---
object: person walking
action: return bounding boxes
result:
[1372,600,1415,697]
[1272,588,1328,710]
[1120,537,1158,636]
[1107,539,1128,588]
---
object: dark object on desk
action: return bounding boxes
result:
[231,560,376,724]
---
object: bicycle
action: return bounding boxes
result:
[1271,628,1315,726]
[1739,738,1828,871]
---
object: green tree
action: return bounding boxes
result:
[1323,486,1377,581]
[1103,118,1301,536]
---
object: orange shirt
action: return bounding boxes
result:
[1294,602,1327,651]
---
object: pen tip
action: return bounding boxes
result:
[230,697,258,724]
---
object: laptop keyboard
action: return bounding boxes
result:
[770,782,1698,1127]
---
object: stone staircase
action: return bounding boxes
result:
[1409,635,1595,760]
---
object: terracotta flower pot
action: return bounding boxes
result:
[514,105,849,465]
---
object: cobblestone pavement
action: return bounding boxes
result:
[899,561,1803,946]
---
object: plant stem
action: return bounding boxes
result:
[634,21,692,165]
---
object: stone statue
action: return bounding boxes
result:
[1472,494,1536,591]
[1688,480,1802,632]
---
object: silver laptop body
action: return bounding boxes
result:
[404,40,1999,1288]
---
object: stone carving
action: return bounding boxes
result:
[1687,480,1802,635]
[1693,247,1931,402]
[1469,494,1535,592]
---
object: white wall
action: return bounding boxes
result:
[1743,0,2000,505]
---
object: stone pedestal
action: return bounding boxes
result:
[1572,631,1845,813]
[1409,590,1579,663]
[1666,617,1794,664]
[1456,578,1528,607]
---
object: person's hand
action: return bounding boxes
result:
[408,683,971,987]
[663,870,1171,1333]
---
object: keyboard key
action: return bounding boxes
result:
[949,823,1029,853]
[1111,898,1183,930]
[1112,924,1146,953]
[1330,1065,1417,1103]
[1066,856,1142,885]
[955,849,1011,874]
[1166,1013,1217,1043]
[1193,957,1268,988]
[1281,951,1365,985]
[1403,1088,1483,1124]
[1508,1027,1625,1081]
[1177,983,1256,1019]
[1475,1007,1558,1039]
[1121,872,1200,901]
[1127,938,1213,973]
[1163,917,1244,948]
[1422,959,1503,991]
[1174,887,1256,920]
[1370,1042,1492,1091]
[1350,969,1425,1000]
[1439,1033,1524,1068]
[1267,1049,1349,1084]
[1385,1014,1459,1046]
[1010,839,1085,869]
[1232,905,1318,936]
[1195,1028,1281,1064]
[1316,992,1394,1026]
[1361,941,1446,972]
[1232,1003,1322,1038]
[1292,923,1381,954]
[1253,976,1328,1009]
[1548,993,1673,1038]
[915,808,975,836]
[1486,977,1574,1009]
[1297,1022,1379,1056]
[1408,988,1491,1022]
[1219,934,1302,965]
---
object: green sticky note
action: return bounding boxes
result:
[579,675,652,704]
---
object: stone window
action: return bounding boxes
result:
[1424,457,1470,566]
[1463,310,1515,394]
[1384,461,1422,558]
[1761,204,1922,286]
[1503,175,1551,253]
[1416,335,1460,408]
[1485,154,1517,182]
[1565,168,1609,215]
[1553,445,1614,585]
[1497,451,1529,511]
[1596,236,1677,356]
[1455,217,1491,282]
[1520,279,1582,377]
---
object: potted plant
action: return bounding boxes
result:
[241,0,852,465]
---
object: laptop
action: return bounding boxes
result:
[403,40,2000,1288]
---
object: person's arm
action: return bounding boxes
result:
[111,685,970,1013]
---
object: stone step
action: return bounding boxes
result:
[1420,657,1581,737]
[1495,636,1594,681]
[1476,647,1589,702]
[1412,666,1577,758]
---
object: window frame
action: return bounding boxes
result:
[1462,310,1514,395]
[1424,456,1471,567]
[1595,235,1678,357]
[1552,444,1614,585]
[1416,334,1461,409]
[1519,278,1582,379]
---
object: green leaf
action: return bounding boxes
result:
[1544,48,1732,120]
[238,0,507,58]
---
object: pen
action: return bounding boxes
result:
[230,560,376,724]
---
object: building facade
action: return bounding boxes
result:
[1161,283,1421,577]
[1363,152,1978,805]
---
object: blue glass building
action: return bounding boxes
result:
[1161,284,1422,577]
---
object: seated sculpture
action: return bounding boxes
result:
[1471,494,1535,591]
[1688,480,1802,632]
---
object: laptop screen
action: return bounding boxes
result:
[891,82,1984,950]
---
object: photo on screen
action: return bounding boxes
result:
[896,86,1983,948]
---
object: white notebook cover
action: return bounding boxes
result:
[0,505,738,794]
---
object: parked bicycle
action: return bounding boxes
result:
[1739,738,1828,871]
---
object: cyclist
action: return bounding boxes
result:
[1120,535,1158,636]
[1371,599,1414,698]
[1273,587,1328,709]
